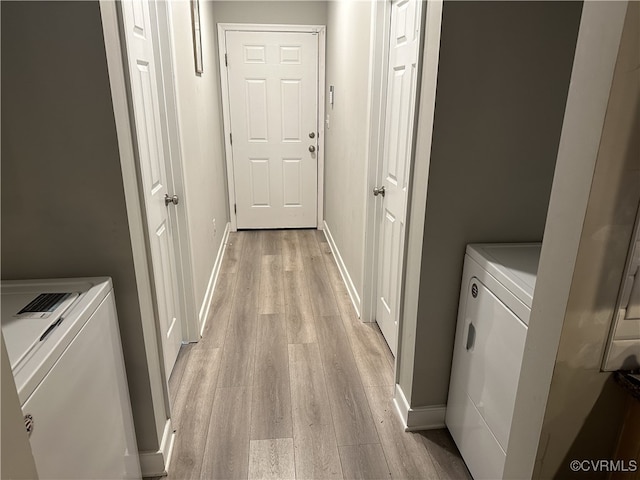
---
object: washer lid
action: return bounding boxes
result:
[2,292,80,370]
[1,277,112,402]
[466,243,542,309]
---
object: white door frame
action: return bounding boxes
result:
[152,1,199,343]
[217,23,326,232]
[117,0,192,366]
[361,0,443,386]
[362,0,443,375]
[362,0,393,324]
[100,2,175,476]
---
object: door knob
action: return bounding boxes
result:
[373,186,385,197]
[165,193,179,206]
[309,132,316,139]
[309,145,316,153]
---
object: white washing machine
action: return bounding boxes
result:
[1,277,141,479]
[446,243,541,480]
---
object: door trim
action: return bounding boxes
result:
[393,0,442,390]
[362,0,393,324]
[100,1,173,475]
[362,0,443,383]
[217,23,326,231]
[153,1,199,342]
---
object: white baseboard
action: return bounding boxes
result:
[139,418,175,478]
[322,221,361,317]
[198,222,230,337]
[393,384,446,431]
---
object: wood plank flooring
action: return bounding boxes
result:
[167,229,469,480]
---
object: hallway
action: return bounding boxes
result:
[166,229,469,479]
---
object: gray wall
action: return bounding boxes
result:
[323,0,373,302]
[534,2,639,476]
[211,1,327,25]
[401,1,583,406]
[1,1,159,453]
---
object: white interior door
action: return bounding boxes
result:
[375,0,423,356]
[120,0,182,377]
[224,31,318,229]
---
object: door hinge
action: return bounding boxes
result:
[230,132,233,145]
[225,53,228,67]
[234,204,237,214]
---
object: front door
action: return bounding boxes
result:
[120,0,183,377]
[375,0,423,356]
[224,31,319,229]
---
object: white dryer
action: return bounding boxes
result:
[446,243,541,480]
[1,277,141,479]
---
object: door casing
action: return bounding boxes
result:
[362,0,443,385]
[100,1,177,475]
[119,0,186,378]
[217,23,327,232]
[152,1,199,343]
[362,0,393,326]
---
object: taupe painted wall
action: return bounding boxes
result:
[401,1,583,406]
[169,0,230,317]
[211,1,327,25]
[323,0,373,301]
[1,1,159,453]
[534,3,640,476]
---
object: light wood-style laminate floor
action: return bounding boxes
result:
[167,229,470,480]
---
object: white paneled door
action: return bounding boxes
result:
[225,31,319,229]
[120,0,182,377]
[375,0,423,356]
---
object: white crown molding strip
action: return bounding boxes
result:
[322,221,362,317]
[198,222,231,337]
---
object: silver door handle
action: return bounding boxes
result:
[373,186,385,197]
[165,194,179,206]
[309,145,316,153]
